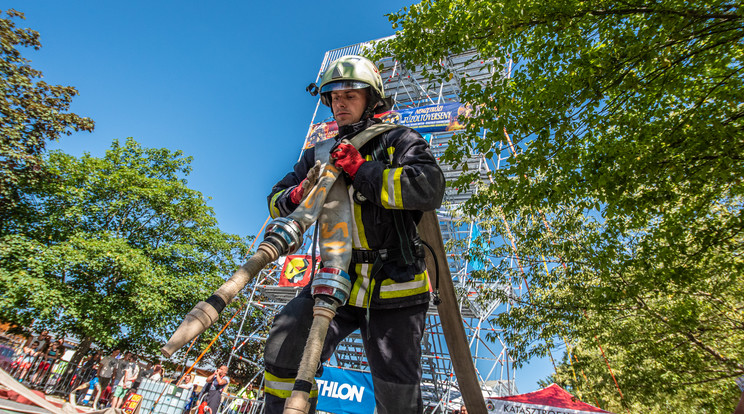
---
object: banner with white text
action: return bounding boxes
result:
[316,367,375,414]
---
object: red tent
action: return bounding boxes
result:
[485,383,612,414]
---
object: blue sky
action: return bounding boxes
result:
[5,0,552,394]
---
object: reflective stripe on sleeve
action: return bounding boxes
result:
[269,189,286,219]
[381,167,404,209]
[379,270,430,299]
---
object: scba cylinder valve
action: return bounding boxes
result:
[311,267,352,308]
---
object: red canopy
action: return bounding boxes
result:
[486,383,611,414]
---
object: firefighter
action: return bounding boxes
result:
[264,55,445,414]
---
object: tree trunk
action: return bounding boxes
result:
[65,336,92,377]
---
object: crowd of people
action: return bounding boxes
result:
[5,332,259,414]
[6,333,170,409]
[8,330,64,387]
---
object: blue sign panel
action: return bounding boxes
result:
[388,102,468,133]
[316,367,375,414]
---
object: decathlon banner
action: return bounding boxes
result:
[304,102,471,149]
[279,255,316,287]
[316,367,375,414]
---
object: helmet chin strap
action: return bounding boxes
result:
[360,95,383,121]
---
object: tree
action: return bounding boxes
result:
[0,9,94,215]
[0,138,250,362]
[376,0,743,411]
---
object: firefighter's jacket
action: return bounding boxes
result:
[268,118,445,309]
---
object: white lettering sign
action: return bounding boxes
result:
[316,379,365,403]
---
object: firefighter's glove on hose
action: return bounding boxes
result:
[331,142,365,180]
[289,160,322,204]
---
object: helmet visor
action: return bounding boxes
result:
[320,80,370,94]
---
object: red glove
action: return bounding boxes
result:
[331,143,365,179]
[289,180,307,204]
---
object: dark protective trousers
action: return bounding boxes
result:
[263,287,428,414]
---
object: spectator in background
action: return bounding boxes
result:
[179,374,197,414]
[13,340,39,382]
[81,350,101,379]
[110,351,130,396]
[241,383,257,414]
[110,352,139,409]
[27,331,51,384]
[178,373,195,390]
[199,365,229,414]
[30,339,63,386]
[132,358,149,390]
[33,331,52,354]
[97,349,120,403]
[149,365,163,381]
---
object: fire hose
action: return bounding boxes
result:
[161,123,397,413]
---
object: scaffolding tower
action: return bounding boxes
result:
[227,39,522,412]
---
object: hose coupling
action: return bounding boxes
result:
[264,217,304,256]
[311,267,352,307]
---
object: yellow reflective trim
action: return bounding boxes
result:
[348,263,371,308]
[269,189,286,219]
[350,186,369,249]
[386,146,395,163]
[381,167,404,209]
[264,372,293,384]
[381,170,390,208]
[265,386,292,399]
[379,270,430,299]
[264,372,294,399]
[264,372,318,399]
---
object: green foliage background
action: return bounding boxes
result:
[0,9,94,211]
[0,10,258,369]
[1,138,250,356]
[376,0,743,412]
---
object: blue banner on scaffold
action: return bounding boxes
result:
[316,367,375,414]
[304,102,471,149]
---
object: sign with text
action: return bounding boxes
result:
[316,367,375,414]
[304,102,470,149]
[487,399,610,413]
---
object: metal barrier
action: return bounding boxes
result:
[41,363,98,397]
[217,393,264,414]
[6,355,97,398]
